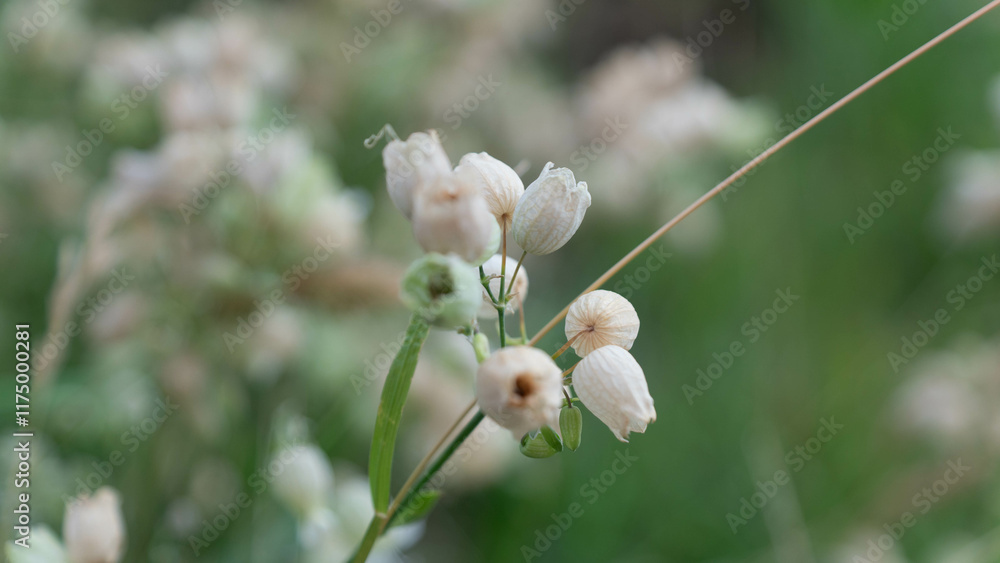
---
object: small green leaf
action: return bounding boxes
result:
[369,315,430,512]
[520,431,559,458]
[391,489,442,527]
[540,425,563,452]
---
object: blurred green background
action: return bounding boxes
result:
[2,0,1000,562]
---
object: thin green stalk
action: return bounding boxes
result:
[498,224,508,348]
[479,266,498,304]
[385,410,487,529]
[506,250,527,297]
[350,515,386,563]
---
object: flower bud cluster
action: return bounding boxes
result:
[382,130,592,328]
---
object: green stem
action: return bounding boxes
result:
[506,250,527,297]
[385,410,486,529]
[479,266,498,304]
[350,515,386,563]
[498,307,506,348]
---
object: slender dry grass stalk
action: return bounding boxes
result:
[527,0,1000,347]
[352,3,1000,559]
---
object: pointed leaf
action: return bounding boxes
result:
[369,315,430,512]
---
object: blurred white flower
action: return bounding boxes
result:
[271,444,335,517]
[412,171,498,263]
[937,151,1000,241]
[247,307,305,383]
[63,487,126,563]
[383,130,452,219]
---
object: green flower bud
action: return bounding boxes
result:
[400,253,481,329]
[473,332,491,363]
[519,430,559,458]
[559,405,583,451]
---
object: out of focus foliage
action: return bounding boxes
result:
[1,0,999,561]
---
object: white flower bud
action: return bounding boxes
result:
[476,346,563,438]
[271,445,335,516]
[565,290,639,356]
[400,253,482,328]
[478,254,529,318]
[512,162,591,255]
[455,152,525,230]
[573,345,655,442]
[63,487,126,563]
[412,171,498,264]
[382,130,451,219]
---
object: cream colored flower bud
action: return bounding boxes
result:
[512,162,591,255]
[271,445,335,516]
[412,172,498,263]
[478,254,529,318]
[565,290,639,356]
[382,130,451,219]
[476,346,563,438]
[63,487,126,563]
[573,346,655,442]
[455,152,525,230]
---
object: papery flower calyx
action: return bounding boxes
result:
[476,346,563,438]
[512,162,591,255]
[455,152,525,230]
[412,169,499,264]
[382,130,451,219]
[565,290,640,356]
[572,345,655,442]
